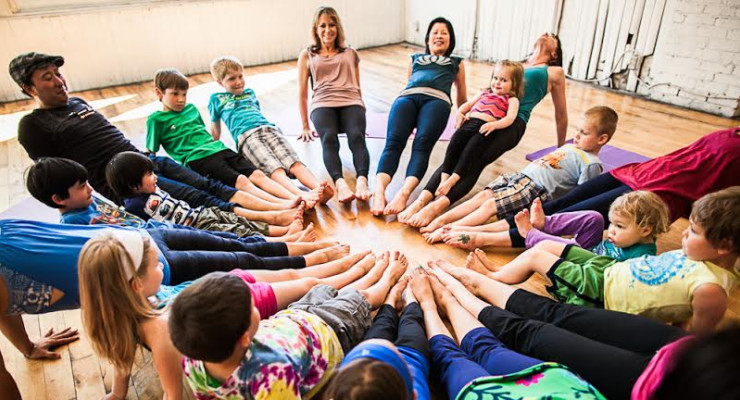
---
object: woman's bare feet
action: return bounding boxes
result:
[407,200,447,228]
[514,209,533,238]
[530,198,546,230]
[355,176,371,202]
[371,188,387,216]
[442,231,482,250]
[465,250,492,275]
[472,248,498,271]
[410,270,435,308]
[435,175,458,197]
[398,198,427,224]
[384,191,410,216]
[419,215,448,234]
[336,179,356,203]
[287,216,303,235]
[422,227,447,244]
[268,207,304,226]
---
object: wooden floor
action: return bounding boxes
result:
[0,43,738,399]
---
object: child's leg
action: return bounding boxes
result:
[354,252,408,308]
[249,250,370,282]
[289,162,334,202]
[269,253,376,309]
[447,197,498,226]
[294,243,351,266]
[284,240,340,256]
[346,251,391,290]
[541,211,605,249]
[488,248,559,284]
[420,189,495,233]
[245,170,299,200]
[233,206,301,226]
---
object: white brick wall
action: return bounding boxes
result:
[649,0,740,117]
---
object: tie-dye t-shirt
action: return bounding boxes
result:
[182,309,343,399]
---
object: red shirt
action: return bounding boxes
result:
[610,127,740,221]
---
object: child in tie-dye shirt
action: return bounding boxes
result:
[169,253,409,399]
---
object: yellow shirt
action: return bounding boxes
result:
[604,250,737,323]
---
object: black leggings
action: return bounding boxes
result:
[478,289,686,399]
[424,117,527,204]
[146,228,305,284]
[310,106,370,181]
[507,172,632,246]
[364,303,429,357]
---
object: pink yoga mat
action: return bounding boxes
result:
[525,139,651,172]
[266,109,457,141]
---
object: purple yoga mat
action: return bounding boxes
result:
[268,110,457,141]
[525,139,651,172]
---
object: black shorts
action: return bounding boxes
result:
[188,149,258,187]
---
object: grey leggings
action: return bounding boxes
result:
[310,106,370,181]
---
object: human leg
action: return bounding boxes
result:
[250,250,369,282]
[419,189,495,233]
[404,97,451,180]
[339,106,370,178]
[311,108,346,181]
[523,210,604,249]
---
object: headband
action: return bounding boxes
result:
[341,342,414,398]
[105,229,144,281]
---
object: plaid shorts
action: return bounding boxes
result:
[485,173,550,219]
[238,125,301,175]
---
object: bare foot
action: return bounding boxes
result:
[300,187,322,209]
[530,198,545,230]
[419,216,447,234]
[465,251,491,275]
[318,181,334,204]
[431,259,481,295]
[384,275,409,310]
[410,271,435,307]
[473,248,499,272]
[286,217,304,235]
[423,227,446,244]
[386,251,409,279]
[398,198,426,224]
[435,176,455,197]
[514,209,533,238]
[282,197,303,210]
[442,231,480,250]
[271,207,302,226]
[336,179,355,203]
[314,244,351,263]
[402,277,417,305]
[371,188,387,216]
[407,201,444,228]
[384,190,411,216]
[425,269,458,311]
[295,223,317,242]
[355,176,371,202]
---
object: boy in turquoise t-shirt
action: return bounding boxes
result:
[209,56,333,204]
[147,68,321,209]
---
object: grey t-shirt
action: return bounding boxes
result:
[521,144,602,199]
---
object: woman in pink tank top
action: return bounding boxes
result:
[298,6,371,204]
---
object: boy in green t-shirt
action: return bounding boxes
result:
[470,187,740,335]
[209,56,333,204]
[147,69,322,210]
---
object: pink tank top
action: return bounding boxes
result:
[471,93,509,119]
[307,47,365,112]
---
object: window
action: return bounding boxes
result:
[6,0,172,14]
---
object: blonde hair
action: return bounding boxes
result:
[310,6,347,53]
[491,60,524,98]
[584,106,619,140]
[609,191,671,239]
[78,232,159,370]
[210,56,243,82]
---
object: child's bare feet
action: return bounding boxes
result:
[287,216,303,235]
[335,179,355,203]
[295,223,317,242]
[318,181,334,204]
[314,244,351,263]
[355,176,371,202]
[406,201,444,228]
[514,209,533,238]
[419,216,447,234]
[442,231,481,250]
[473,248,498,271]
[431,259,481,295]
[530,198,545,230]
[422,227,447,244]
[269,207,303,226]
[385,251,409,280]
[410,271,435,308]
[465,250,491,275]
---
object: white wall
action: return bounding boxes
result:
[0,0,404,102]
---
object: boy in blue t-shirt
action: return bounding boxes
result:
[24,157,267,244]
[209,56,333,204]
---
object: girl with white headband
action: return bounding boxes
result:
[78,229,385,400]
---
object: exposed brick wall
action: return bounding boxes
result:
[648,0,740,117]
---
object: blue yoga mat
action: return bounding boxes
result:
[525,140,651,172]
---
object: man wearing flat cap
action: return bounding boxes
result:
[9,52,264,211]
